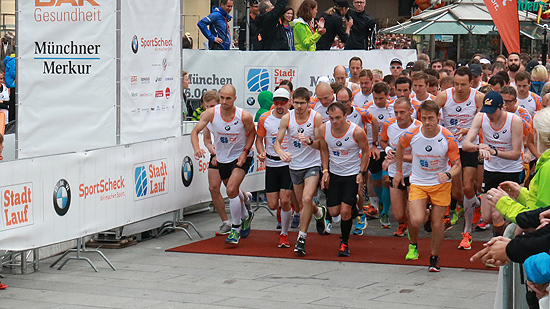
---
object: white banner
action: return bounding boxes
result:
[18,0,117,158]
[120,0,182,144]
[0,134,265,251]
[182,49,417,116]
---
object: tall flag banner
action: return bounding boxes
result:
[484,0,520,53]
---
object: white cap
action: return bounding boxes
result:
[273,88,290,101]
[480,58,491,64]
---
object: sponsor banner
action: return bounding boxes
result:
[120,0,182,144]
[0,134,265,251]
[183,49,416,116]
[484,0,520,53]
[18,0,117,158]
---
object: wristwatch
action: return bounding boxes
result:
[372,141,379,146]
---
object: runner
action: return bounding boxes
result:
[274,87,328,255]
[353,69,374,108]
[436,66,483,249]
[310,82,335,123]
[394,100,461,272]
[462,91,524,236]
[191,84,256,245]
[319,102,370,256]
[515,71,543,117]
[380,97,421,237]
[256,88,294,248]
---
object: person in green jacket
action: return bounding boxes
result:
[486,107,550,224]
[291,0,326,51]
[255,91,273,122]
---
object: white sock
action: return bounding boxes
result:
[222,220,229,225]
[229,196,242,228]
[281,210,292,235]
[238,190,245,202]
[298,231,307,238]
[463,196,476,234]
[240,199,248,220]
[314,206,323,219]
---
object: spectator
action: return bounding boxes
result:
[530,64,548,96]
[182,32,193,49]
[255,0,289,51]
[0,72,8,125]
[291,0,326,51]
[280,7,295,51]
[255,90,273,122]
[238,1,261,51]
[192,90,220,121]
[197,0,234,50]
[182,71,192,119]
[3,45,15,122]
[317,0,352,51]
[344,0,376,50]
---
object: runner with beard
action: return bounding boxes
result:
[507,52,521,85]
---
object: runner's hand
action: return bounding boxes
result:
[371,147,380,160]
[279,151,292,162]
[257,151,266,162]
[393,172,404,187]
[321,171,330,189]
[194,148,206,160]
[206,144,216,155]
[211,155,218,167]
[437,172,449,184]
[237,151,247,167]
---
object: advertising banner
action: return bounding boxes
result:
[120,0,182,144]
[0,134,265,251]
[18,0,117,158]
[483,0,520,53]
[182,49,417,116]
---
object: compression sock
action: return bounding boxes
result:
[381,187,391,216]
[341,219,352,244]
[229,196,243,227]
[463,196,476,234]
[281,210,292,235]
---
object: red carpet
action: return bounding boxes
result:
[167,230,496,271]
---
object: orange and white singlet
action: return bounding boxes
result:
[380,118,422,177]
[481,112,523,173]
[209,105,248,164]
[441,88,478,148]
[347,106,373,130]
[363,101,395,151]
[287,110,321,170]
[325,122,361,176]
[400,125,460,186]
[517,92,542,117]
[353,91,373,108]
[309,99,332,123]
[257,110,289,168]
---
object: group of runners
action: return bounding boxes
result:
[191,53,543,272]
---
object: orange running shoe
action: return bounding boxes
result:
[393,222,408,237]
[363,205,379,219]
[278,234,290,248]
[458,232,472,250]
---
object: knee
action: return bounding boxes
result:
[280,198,291,211]
[226,187,239,199]
[209,185,220,195]
[302,196,312,206]
[463,183,475,198]
[431,218,443,230]
[408,215,424,228]
[341,208,352,220]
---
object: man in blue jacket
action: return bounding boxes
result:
[198,0,234,50]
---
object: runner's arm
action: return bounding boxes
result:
[191,108,214,159]
[462,113,482,153]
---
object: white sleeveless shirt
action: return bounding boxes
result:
[441,88,478,148]
[287,110,321,170]
[209,105,248,164]
[481,112,523,173]
[325,122,361,176]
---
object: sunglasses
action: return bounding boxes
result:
[391,66,402,70]
[273,100,288,106]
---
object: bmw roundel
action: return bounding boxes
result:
[336,141,342,147]
[53,179,71,216]
[378,114,384,120]
[225,125,231,131]
[493,133,500,139]
[131,35,139,54]
[425,145,432,152]
[298,128,304,133]
[456,106,462,112]
[181,156,194,187]
[247,97,255,106]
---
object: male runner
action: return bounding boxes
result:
[353,69,374,108]
[319,102,370,256]
[394,100,461,272]
[348,56,363,85]
[393,77,420,118]
[462,91,523,236]
[380,97,421,237]
[191,84,256,245]
[310,82,335,123]
[333,65,360,91]
[274,87,328,255]
[410,72,435,104]
[515,71,543,117]
[436,66,483,249]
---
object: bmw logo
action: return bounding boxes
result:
[225,125,231,131]
[493,133,500,139]
[53,179,71,216]
[378,114,384,120]
[298,128,304,133]
[181,156,194,187]
[336,141,342,147]
[425,145,432,152]
[247,97,255,106]
[456,106,462,112]
[131,35,139,54]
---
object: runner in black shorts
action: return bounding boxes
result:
[217,157,253,181]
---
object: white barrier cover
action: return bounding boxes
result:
[120,0,182,144]
[182,49,417,116]
[0,134,266,251]
[18,0,117,158]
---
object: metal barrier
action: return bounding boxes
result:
[498,223,529,309]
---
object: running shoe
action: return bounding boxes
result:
[325,220,332,234]
[352,229,364,235]
[276,222,281,229]
[313,195,321,207]
[456,206,464,217]
[245,192,253,212]
[444,217,453,232]
[458,232,472,250]
[475,221,491,231]
[380,214,391,229]
[291,213,300,228]
[240,210,253,238]
[215,222,232,236]
[393,222,407,237]
[355,214,368,230]
[429,255,441,272]
[0,282,6,290]
[294,236,306,255]
[405,243,419,260]
[363,205,379,219]
[338,242,350,257]
[315,206,328,235]
[450,210,459,225]
[225,229,240,245]
[424,219,432,233]
[278,234,290,248]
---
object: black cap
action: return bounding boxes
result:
[406,61,414,70]
[390,58,402,66]
[468,64,482,77]
[525,60,539,73]
[334,0,350,8]
[480,91,504,114]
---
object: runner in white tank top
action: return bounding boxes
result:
[319,102,370,257]
[191,84,256,246]
[463,91,524,237]
[273,87,328,255]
